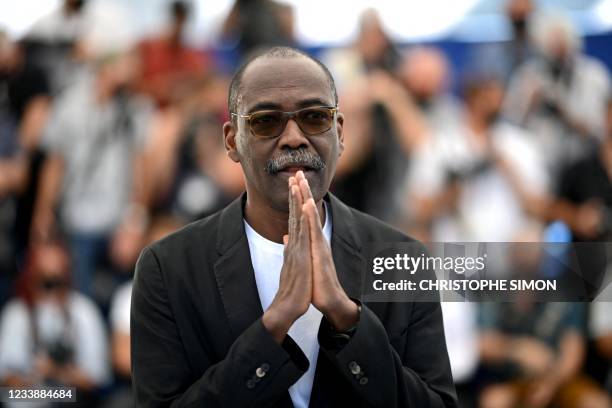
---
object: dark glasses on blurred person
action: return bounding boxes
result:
[40,277,68,292]
[231,106,338,139]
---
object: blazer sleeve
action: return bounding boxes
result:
[318,301,458,408]
[131,247,309,408]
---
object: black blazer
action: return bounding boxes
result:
[131,193,457,407]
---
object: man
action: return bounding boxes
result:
[0,32,51,303]
[406,76,548,242]
[478,302,610,408]
[136,0,209,108]
[131,47,456,407]
[503,12,610,186]
[32,49,152,295]
[0,241,110,407]
[469,0,535,82]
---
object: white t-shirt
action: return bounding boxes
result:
[245,203,332,408]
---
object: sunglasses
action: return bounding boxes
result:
[231,106,338,139]
[40,277,68,292]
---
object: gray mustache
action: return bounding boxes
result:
[265,149,326,174]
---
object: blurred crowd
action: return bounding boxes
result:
[0,0,611,406]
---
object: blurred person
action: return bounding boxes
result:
[161,97,245,223]
[332,46,459,224]
[0,241,110,407]
[398,47,462,133]
[134,0,210,219]
[221,0,296,59]
[404,70,547,408]
[26,0,88,46]
[478,302,610,408]
[137,72,244,239]
[322,10,407,222]
[406,76,548,242]
[0,32,51,307]
[354,9,401,74]
[31,50,153,296]
[503,12,611,187]
[544,98,612,303]
[395,51,480,404]
[548,98,612,242]
[322,8,401,92]
[23,0,90,95]
[469,0,535,82]
[136,0,209,109]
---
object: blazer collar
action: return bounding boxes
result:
[216,192,363,254]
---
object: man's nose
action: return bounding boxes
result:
[278,117,308,149]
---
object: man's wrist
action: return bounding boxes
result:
[325,297,360,332]
[262,306,292,344]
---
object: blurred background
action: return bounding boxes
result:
[0,0,611,407]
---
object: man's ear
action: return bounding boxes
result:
[223,121,240,163]
[336,112,345,156]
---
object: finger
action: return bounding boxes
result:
[289,185,301,240]
[298,211,311,255]
[305,198,325,245]
[293,173,305,207]
[287,177,294,238]
[288,179,297,241]
[292,178,305,238]
[298,174,314,204]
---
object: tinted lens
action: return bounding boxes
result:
[249,111,285,137]
[40,278,67,291]
[297,107,334,134]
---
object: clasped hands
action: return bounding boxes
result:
[262,171,359,344]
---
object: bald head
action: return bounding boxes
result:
[400,47,450,101]
[228,47,338,118]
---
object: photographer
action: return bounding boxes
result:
[406,76,548,243]
[0,241,110,406]
[503,12,610,187]
[549,98,612,241]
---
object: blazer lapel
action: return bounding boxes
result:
[309,194,365,407]
[326,193,365,301]
[213,193,264,339]
[213,194,294,408]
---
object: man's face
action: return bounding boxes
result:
[224,56,344,212]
